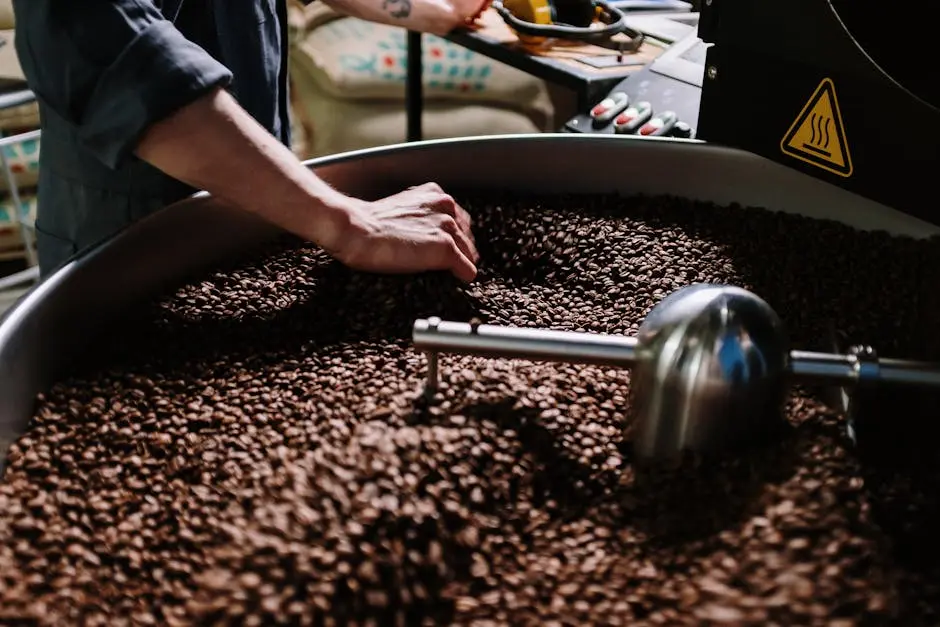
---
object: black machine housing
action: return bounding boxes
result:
[698,2,940,464]
[566,1,939,228]
[563,16,707,137]
[696,0,939,226]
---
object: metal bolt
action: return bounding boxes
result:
[425,352,439,395]
[705,0,712,6]
[706,65,718,80]
[849,344,880,384]
[424,317,442,396]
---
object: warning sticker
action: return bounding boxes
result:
[780,78,853,178]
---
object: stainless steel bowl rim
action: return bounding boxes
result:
[1,133,935,471]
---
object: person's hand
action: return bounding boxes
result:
[453,0,493,29]
[331,183,479,282]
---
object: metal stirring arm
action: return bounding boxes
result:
[412,318,639,367]
[413,317,940,388]
[415,284,940,460]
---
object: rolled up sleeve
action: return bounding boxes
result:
[13,0,234,169]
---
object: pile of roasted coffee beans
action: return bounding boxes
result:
[1,193,939,626]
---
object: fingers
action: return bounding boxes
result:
[414,182,472,226]
[425,190,478,276]
[452,203,474,241]
[451,248,477,283]
[455,204,473,229]
[427,191,459,218]
[404,182,473,227]
[438,239,477,283]
[409,182,443,193]
[425,190,476,260]
[367,183,480,282]
[440,215,479,264]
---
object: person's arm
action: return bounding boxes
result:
[134,86,357,258]
[13,0,233,169]
[322,0,489,35]
[14,0,477,280]
[138,87,478,281]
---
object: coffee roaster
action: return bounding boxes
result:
[686,0,940,459]
[0,135,937,470]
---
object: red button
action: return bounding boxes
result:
[640,120,663,136]
[591,104,608,117]
[615,113,633,125]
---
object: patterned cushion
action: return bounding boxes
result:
[0,132,39,192]
[289,65,543,158]
[289,3,552,121]
[287,4,554,158]
[0,192,35,256]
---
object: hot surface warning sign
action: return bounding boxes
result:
[780,78,853,178]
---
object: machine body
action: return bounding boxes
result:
[564,31,705,137]
[695,0,940,225]
[567,0,938,228]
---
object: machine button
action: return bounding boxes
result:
[613,101,653,134]
[671,121,694,139]
[639,111,679,137]
[590,92,630,126]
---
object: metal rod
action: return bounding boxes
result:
[425,351,439,393]
[787,350,859,383]
[877,357,940,386]
[0,129,40,148]
[413,319,940,388]
[0,90,36,115]
[405,31,423,142]
[0,265,38,292]
[413,319,639,367]
[787,350,940,387]
[421,317,442,397]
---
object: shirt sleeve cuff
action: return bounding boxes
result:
[78,20,234,170]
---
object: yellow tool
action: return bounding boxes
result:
[494,0,640,48]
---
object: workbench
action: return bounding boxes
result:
[405,9,665,141]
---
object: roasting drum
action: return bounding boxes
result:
[0,134,936,467]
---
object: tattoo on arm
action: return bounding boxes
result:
[382,0,413,18]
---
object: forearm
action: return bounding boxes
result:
[135,87,355,252]
[322,0,461,36]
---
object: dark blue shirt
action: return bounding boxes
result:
[12,0,295,275]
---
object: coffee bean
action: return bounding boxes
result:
[0,193,938,625]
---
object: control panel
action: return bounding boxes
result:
[564,33,708,138]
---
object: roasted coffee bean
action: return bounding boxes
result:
[1,193,939,625]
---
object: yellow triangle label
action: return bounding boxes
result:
[780,78,853,178]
